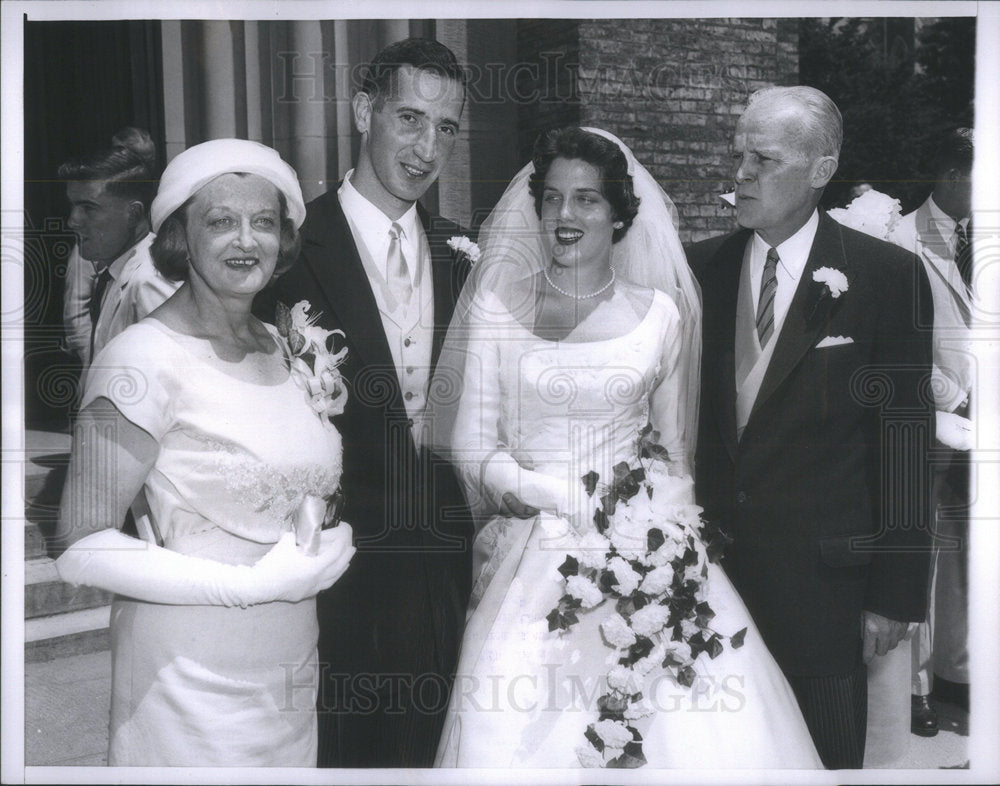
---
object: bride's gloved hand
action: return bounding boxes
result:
[248,525,355,604]
[553,476,599,534]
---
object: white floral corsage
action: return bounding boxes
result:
[827,189,902,241]
[447,235,481,264]
[812,267,849,299]
[275,300,348,427]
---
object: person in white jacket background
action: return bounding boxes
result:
[889,126,975,735]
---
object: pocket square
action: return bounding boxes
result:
[815,335,854,348]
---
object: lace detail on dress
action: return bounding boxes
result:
[189,433,342,540]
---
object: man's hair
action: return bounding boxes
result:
[931,127,974,177]
[358,37,466,109]
[57,126,159,211]
[746,85,843,161]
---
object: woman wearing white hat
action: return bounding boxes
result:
[55,139,355,766]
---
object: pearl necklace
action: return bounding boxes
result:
[543,265,616,300]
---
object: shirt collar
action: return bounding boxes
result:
[927,194,965,242]
[752,209,819,280]
[338,171,419,239]
[105,232,151,281]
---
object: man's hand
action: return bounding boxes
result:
[500,492,540,519]
[861,611,911,663]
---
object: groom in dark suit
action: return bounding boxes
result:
[255,38,473,767]
[688,86,934,768]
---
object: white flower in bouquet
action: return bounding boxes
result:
[607,506,650,562]
[665,639,693,663]
[828,189,902,240]
[629,604,670,638]
[566,575,604,608]
[601,613,637,649]
[594,718,634,749]
[576,745,605,768]
[647,526,686,566]
[573,531,612,570]
[632,642,666,676]
[607,664,642,692]
[640,564,675,596]
[607,556,641,596]
[624,695,656,720]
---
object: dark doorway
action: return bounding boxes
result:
[23,20,164,431]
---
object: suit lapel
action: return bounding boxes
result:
[304,192,398,375]
[914,202,972,321]
[748,213,848,425]
[708,231,749,462]
[418,205,460,369]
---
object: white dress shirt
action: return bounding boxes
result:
[749,209,820,347]
[338,173,435,445]
[63,245,100,363]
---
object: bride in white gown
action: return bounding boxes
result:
[429,127,823,769]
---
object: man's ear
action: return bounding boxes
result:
[126,201,145,229]
[811,156,838,189]
[352,91,373,136]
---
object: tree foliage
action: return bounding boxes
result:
[800,17,975,212]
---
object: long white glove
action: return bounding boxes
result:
[56,524,355,608]
[483,453,596,529]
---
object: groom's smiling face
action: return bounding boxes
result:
[351,65,465,219]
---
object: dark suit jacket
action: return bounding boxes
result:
[688,213,934,677]
[255,188,473,688]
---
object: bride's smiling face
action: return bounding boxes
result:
[540,157,616,268]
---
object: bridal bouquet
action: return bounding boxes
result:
[275,300,349,428]
[547,425,744,769]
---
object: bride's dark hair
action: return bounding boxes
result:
[528,126,640,243]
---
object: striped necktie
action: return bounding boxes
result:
[756,247,779,348]
[955,220,972,293]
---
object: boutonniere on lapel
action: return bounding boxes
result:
[807,266,849,324]
[275,300,349,425]
[447,235,481,266]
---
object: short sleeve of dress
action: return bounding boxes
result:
[81,321,179,441]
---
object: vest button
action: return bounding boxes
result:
[404,338,412,347]
[736,491,748,504]
[404,391,414,401]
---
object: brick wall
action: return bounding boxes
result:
[516,18,800,243]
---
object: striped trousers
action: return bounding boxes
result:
[788,662,868,769]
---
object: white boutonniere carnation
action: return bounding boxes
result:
[812,267,849,298]
[447,235,481,264]
[828,189,902,240]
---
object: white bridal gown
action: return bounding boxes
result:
[436,288,823,769]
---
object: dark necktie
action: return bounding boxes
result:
[955,220,972,293]
[88,266,113,360]
[756,247,779,348]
